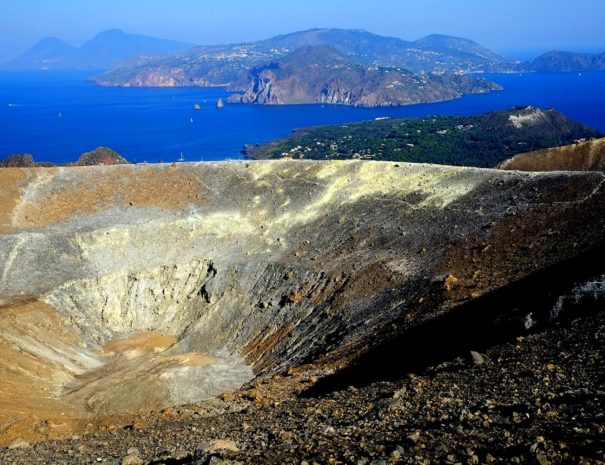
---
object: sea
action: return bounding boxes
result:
[0,70,604,164]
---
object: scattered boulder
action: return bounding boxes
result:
[470,351,485,365]
[443,274,459,292]
[121,455,144,465]
[126,447,140,457]
[200,439,239,453]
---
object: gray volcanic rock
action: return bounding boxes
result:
[0,161,603,445]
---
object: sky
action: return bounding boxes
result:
[1,0,605,63]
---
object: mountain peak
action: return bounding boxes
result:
[36,36,72,45]
[4,30,195,70]
[413,34,506,63]
[417,33,475,43]
[93,29,127,38]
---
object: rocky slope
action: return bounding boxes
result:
[0,160,603,456]
[2,297,604,464]
[498,137,605,171]
[228,46,500,107]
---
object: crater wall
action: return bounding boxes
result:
[0,160,603,443]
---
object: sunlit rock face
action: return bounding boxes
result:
[499,137,605,172]
[0,160,603,444]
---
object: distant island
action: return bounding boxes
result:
[227,45,501,107]
[0,147,129,167]
[4,28,604,111]
[1,29,194,70]
[522,50,605,72]
[92,28,513,89]
[5,28,604,79]
[244,106,603,167]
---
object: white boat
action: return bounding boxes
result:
[178,152,185,162]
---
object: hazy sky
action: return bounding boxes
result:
[1,0,605,62]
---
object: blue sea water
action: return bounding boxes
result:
[0,70,604,164]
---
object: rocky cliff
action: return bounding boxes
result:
[229,46,500,107]
[0,161,603,447]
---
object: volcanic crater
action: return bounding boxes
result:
[0,160,603,450]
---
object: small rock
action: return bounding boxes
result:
[470,351,485,365]
[8,438,30,449]
[390,446,404,459]
[524,313,536,329]
[209,458,243,465]
[201,439,239,453]
[126,448,140,457]
[370,460,387,465]
[444,274,459,292]
[122,455,144,465]
[323,426,336,435]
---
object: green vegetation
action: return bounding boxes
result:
[245,107,603,168]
